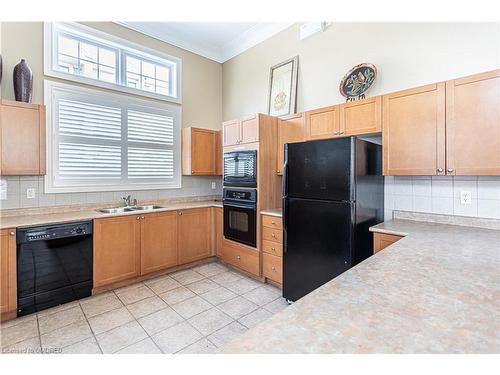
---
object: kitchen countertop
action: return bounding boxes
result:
[223,218,500,353]
[0,200,222,229]
[260,208,282,217]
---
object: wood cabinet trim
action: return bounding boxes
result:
[1,228,17,316]
[373,232,403,254]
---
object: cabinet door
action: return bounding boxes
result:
[223,119,241,146]
[305,105,340,140]
[93,216,141,287]
[446,70,500,176]
[0,101,45,175]
[215,131,223,175]
[1,229,16,315]
[240,115,259,144]
[277,113,306,175]
[178,208,211,264]
[373,233,403,254]
[215,207,223,256]
[340,96,382,135]
[383,83,446,176]
[141,211,178,275]
[191,128,216,175]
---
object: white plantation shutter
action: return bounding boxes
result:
[45,80,181,192]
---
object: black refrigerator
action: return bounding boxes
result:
[282,136,384,302]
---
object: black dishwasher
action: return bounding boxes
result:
[17,221,93,316]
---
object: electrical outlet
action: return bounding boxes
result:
[460,191,472,205]
[211,181,217,190]
[26,188,36,199]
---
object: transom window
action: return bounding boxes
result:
[45,22,181,103]
[44,81,181,193]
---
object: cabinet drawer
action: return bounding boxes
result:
[262,215,282,230]
[262,239,282,257]
[262,226,282,243]
[263,253,282,284]
[373,232,403,254]
[222,240,259,276]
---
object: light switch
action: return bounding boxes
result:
[460,191,472,205]
[26,188,36,199]
[211,181,217,190]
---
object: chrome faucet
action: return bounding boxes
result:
[122,195,137,207]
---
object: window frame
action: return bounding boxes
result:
[44,22,182,104]
[44,80,182,194]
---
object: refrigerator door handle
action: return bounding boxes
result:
[282,198,288,253]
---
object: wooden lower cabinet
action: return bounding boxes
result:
[262,253,282,284]
[221,239,260,276]
[141,211,178,274]
[178,208,212,264]
[215,207,223,256]
[373,232,403,254]
[1,228,17,318]
[93,215,141,288]
[261,213,283,284]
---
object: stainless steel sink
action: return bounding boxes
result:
[97,207,136,214]
[97,205,164,214]
[131,205,164,211]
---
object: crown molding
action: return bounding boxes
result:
[117,22,295,63]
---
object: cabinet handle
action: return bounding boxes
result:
[333,131,339,135]
[141,216,145,219]
[437,168,444,173]
[10,231,15,236]
[339,131,345,135]
[136,216,140,220]
[271,247,276,251]
[271,221,276,225]
[447,168,454,173]
[236,255,241,260]
[277,170,281,174]
[179,212,183,216]
[271,266,276,271]
[271,233,276,238]
[191,170,195,174]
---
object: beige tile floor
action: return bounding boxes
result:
[0,261,288,354]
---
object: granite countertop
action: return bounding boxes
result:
[223,218,500,353]
[0,200,222,229]
[260,208,282,217]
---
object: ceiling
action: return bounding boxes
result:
[118,22,294,63]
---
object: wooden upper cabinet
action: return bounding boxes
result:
[141,211,178,274]
[305,105,340,140]
[382,83,446,176]
[1,228,17,317]
[277,113,306,175]
[93,215,141,288]
[178,208,212,264]
[215,130,223,175]
[222,119,241,147]
[182,127,220,176]
[445,69,500,176]
[0,100,46,176]
[340,96,382,135]
[240,115,259,144]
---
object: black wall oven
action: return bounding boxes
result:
[223,150,257,187]
[223,188,257,247]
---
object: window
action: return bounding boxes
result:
[44,80,181,193]
[44,22,181,103]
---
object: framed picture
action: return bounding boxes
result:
[267,56,299,117]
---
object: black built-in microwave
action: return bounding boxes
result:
[223,150,257,187]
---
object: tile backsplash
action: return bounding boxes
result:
[384,176,500,220]
[0,176,222,210]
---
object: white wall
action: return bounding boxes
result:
[222,23,500,120]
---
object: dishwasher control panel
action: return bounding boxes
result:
[18,221,93,243]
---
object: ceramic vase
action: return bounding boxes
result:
[13,59,33,103]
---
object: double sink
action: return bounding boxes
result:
[97,205,164,214]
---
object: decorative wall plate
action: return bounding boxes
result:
[339,63,377,101]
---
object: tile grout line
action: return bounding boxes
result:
[77,300,104,354]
